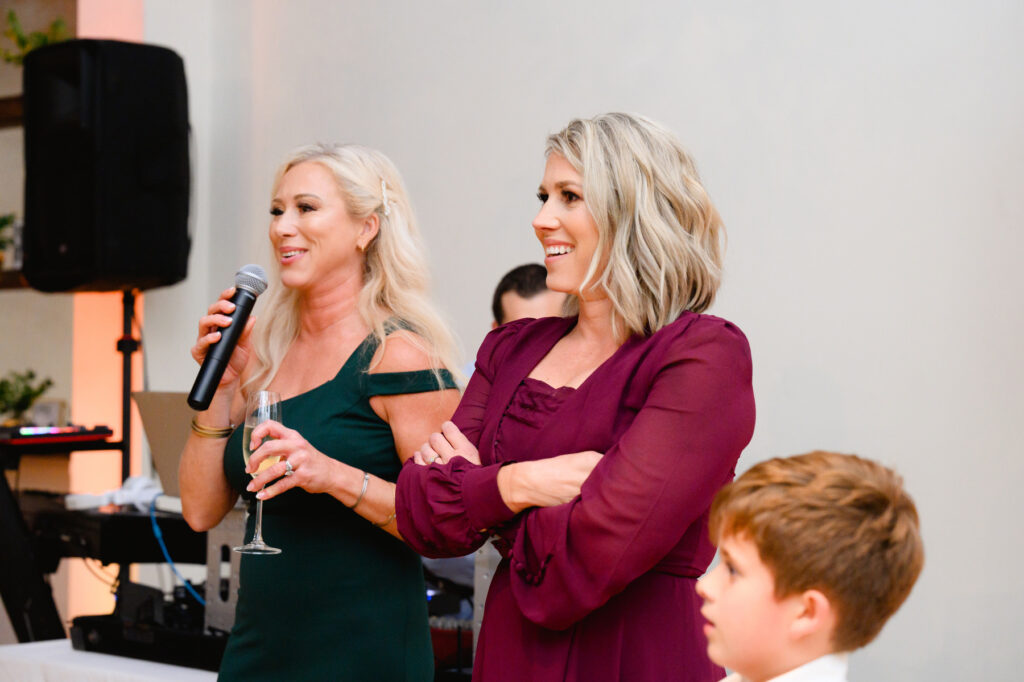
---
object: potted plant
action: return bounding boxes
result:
[0,213,14,268]
[0,370,54,426]
[1,10,69,65]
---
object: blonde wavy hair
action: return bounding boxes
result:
[243,143,460,394]
[545,112,724,337]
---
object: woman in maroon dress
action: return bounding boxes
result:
[396,113,755,681]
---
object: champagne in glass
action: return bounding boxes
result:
[242,425,280,474]
[234,390,283,555]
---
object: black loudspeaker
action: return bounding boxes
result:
[22,39,191,292]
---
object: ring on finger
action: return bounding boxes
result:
[283,459,294,477]
[427,455,439,464]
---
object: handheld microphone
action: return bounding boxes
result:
[187,264,269,411]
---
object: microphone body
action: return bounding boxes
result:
[188,266,268,411]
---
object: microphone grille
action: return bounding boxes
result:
[235,264,269,295]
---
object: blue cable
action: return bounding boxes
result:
[149,497,206,606]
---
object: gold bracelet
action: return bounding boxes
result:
[190,416,234,439]
[372,511,396,528]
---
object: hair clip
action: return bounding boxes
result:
[381,179,391,216]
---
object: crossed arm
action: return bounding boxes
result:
[396,321,754,629]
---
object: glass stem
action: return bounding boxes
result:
[252,498,266,545]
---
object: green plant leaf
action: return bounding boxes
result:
[0,213,13,250]
[0,370,54,419]
[2,10,69,66]
[5,10,27,50]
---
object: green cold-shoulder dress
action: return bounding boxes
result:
[218,333,456,681]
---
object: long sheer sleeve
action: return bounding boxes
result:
[505,320,754,630]
[396,321,531,557]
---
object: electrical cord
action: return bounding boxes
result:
[149,496,205,606]
[137,306,204,606]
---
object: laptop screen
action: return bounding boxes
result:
[132,391,195,497]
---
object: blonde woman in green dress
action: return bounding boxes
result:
[180,143,461,681]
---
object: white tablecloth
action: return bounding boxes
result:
[0,639,216,681]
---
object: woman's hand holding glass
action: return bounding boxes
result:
[245,420,340,501]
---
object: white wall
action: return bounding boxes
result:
[0,0,76,411]
[145,2,1024,679]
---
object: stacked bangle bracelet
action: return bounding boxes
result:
[190,417,234,439]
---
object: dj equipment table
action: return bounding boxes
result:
[0,435,205,644]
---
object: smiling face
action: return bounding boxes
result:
[269,161,377,292]
[532,154,604,299]
[697,534,803,682]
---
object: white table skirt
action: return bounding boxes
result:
[0,639,216,682]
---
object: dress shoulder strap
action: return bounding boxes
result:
[357,319,457,396]
[366,369,457,397]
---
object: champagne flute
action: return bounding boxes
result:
[234,390,283,555]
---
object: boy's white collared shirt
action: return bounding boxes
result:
[721,653,849,682]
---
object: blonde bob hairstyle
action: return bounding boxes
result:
[545,113,724,337]
[243,143,460,394]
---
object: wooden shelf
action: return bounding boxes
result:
[0,270,28,290]
[0,95,23,129]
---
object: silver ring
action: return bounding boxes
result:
[428,455,439,464]
[283,460,294,477]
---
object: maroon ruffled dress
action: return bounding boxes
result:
[396,313,755,681]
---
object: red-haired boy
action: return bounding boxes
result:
[697,451,924,682]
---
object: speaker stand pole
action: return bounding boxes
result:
[114,289,140,596]
[116,289,140,483]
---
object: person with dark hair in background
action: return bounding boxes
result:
[396,113,756,681]
[491,263,567,327]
